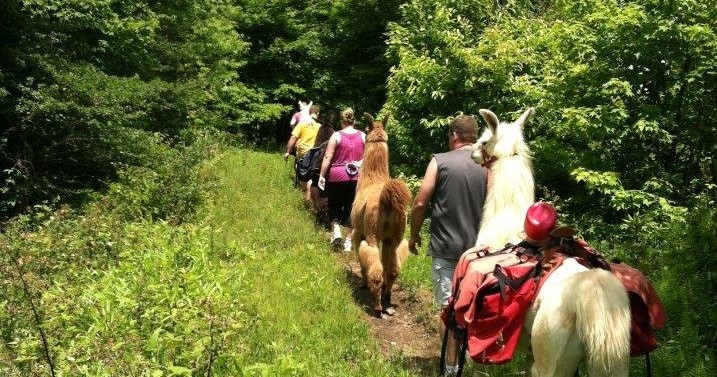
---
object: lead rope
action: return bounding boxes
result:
[440,321,449,376]
[646,353,652,377]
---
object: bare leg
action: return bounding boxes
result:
[305,182,312,204]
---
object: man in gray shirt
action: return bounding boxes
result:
[408,114,487,376]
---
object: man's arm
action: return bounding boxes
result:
[284,124,303,161]
[283,135,299,161]
[409,157,438,254]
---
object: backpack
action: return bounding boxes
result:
[296,142,327,182]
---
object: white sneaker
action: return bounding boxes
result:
[343,238,352,252]
[331,225,342,246]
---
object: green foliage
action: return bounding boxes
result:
[0,131,226,375]
[386,0,715,211]
[103,129,228,224]
[237,0,403,117]
[386,1,716,374]
[0,149,427,376]
[1,0,408,218]
[0,0,263,220]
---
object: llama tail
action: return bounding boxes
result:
[380,179,412,217]
[395,239,410,270]
[565,268,631,376]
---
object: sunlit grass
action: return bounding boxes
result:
[200,149,420,375]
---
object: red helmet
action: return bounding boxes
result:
[524,201,557,242]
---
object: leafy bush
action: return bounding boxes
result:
[0,0,261,220]
[0,132,227,374]
[101,130,227,224]
[386,0,715,211]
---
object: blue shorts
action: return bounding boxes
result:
[432,257,458,308]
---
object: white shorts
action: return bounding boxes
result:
[432,257,458,307]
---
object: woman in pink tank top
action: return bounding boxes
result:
[318,108,365,251]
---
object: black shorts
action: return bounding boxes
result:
[326,180,358,227]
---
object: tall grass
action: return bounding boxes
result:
[0,148,422,376]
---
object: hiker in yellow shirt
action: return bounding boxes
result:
[284,104,321,193]
[284,104,321,160]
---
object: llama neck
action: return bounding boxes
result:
[357,143,390,191]
[476,155,535,249]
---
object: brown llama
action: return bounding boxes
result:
[350,112,412,318]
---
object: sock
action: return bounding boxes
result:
[343,236,352,251]
[445,364,459,376]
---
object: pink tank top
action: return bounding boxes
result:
[329,130,365,182]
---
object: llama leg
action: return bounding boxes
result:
[529,304,583,377]
[381,238,410,314]
[357,240,369,288]
[517,332,535,376]
[530,333,583,377]
[379,239,398,311]
[358,240,383,317]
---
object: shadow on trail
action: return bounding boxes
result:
[344,263,377,316]
[397,355,440,375]
[342,258,402,317]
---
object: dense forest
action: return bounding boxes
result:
[1,0,715,375]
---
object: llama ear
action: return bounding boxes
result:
[515,107,535,129]
[308,101,313,108]
[479,109,499,132]
[381,112,391,128]
[364,112,375,125]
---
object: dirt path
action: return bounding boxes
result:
[337,254,442,375]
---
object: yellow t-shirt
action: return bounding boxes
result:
[291,120,320,158]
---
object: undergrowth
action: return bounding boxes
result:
[0,147,418,376]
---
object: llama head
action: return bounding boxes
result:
[364,112,389,143]
[472,107,534,165]
[298,100,313,124]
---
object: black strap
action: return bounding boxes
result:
[440,305,457,376]
[494,263,541,301]
[646,352,652,377]
[456,327,467,377]
[439,322,449,376]
[439,309,468,377]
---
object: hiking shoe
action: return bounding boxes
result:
[343,238,352,252]
[331,224,342,247]
[331,236,342,248]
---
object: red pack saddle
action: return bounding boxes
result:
[441,244,549,364]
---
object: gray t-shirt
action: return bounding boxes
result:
[428,149,487,260]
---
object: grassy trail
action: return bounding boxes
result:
[201,148,418,376]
